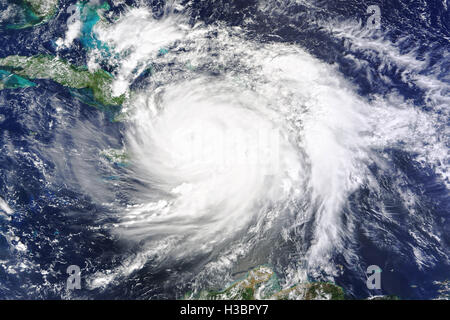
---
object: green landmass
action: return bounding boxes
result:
[0,69,36,89]
[0,55,125,107]
[23,0,58,18]
[274,280,345,300]
[186,266,345,300]
[6,0,58,29]
[185,265,406,300]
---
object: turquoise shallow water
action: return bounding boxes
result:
[0,69,36,88]
[3,0,50,29]
[78,1,111,52]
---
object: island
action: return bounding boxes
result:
[185,266,345,300]
[0,55,125,107]
[7,0,58,29]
